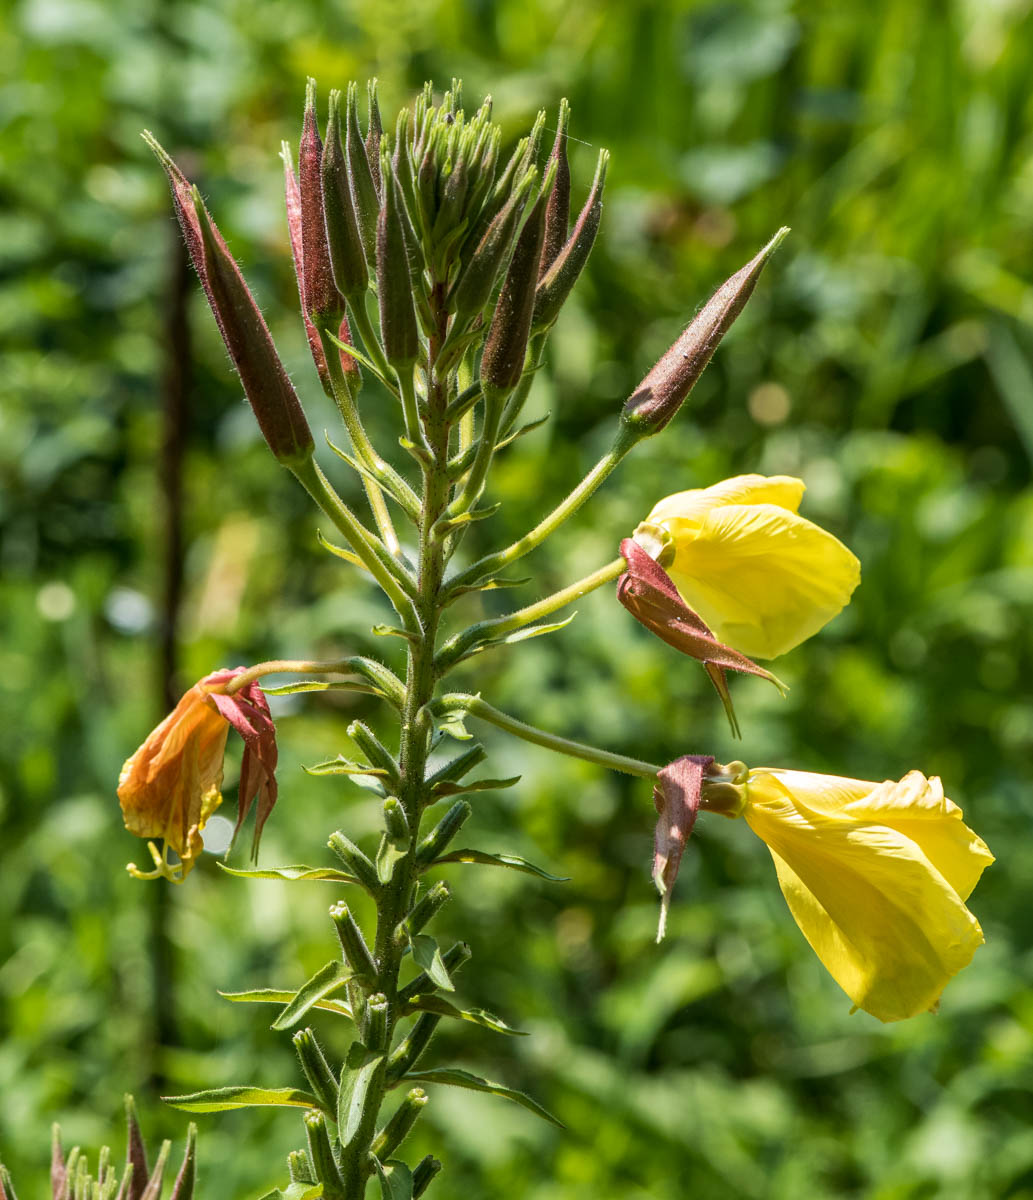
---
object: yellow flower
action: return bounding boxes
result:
[639,474,861,659]
[704,766,993,1021]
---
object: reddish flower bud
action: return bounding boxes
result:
[616,538,785,737]
[282,141,359,393]
[299,79,346,325]
[532,148,607,331]
[539,98,571,278]
[144,132,314,465]
[621,228,789,436]
[480,170,550,394]
[652,755,712,941]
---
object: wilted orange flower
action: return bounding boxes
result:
[118,667,277,882]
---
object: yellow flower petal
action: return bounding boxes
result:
[662,502,861,659]
[742,769,992,1022]
[647,474,804,532]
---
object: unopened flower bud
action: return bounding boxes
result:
[363,992,390,1051]
[480,167,551,395]
[293,1028,340,1115]
[299,79,345,325]
[405,881,451,937]
[330,902,377,981]
[621,228,789,436]
[322,90,369,300]
[304,1110,346,1199]
[412,1156,443,1198]
[377,163,420,368]
[145,136,314,466]
[365,78,384,198]
[539,98,571,277]
[450,170,536,327]
[328,832,381,894]
[372,1088,428,1162]
[416,799,472,864]
[532,148,607,332]
[386,1011,441,1083]
[346,81,381,264]
[288,1150,315,1185]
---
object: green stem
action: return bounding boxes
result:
[290,455,418,630]
[445,425,639,598]
[437,556,625,669]
[448,694,661,779]
[336,281,456,1199]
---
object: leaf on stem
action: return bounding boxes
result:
[316,530,369,570]
[403,1068,563,1128]
[338,1044,386,1147]
[303,756,390,778]
[218,988,352,1019]
[372,1157,413,1200]
[410,935,454,991]
[495,613,576,647]
[263,680,376,697]
[430,776,521,798]
[271,960,353,1031]
[376,835,408,884]
[403,994,526,1036]
[256,1184,324,1200]
[164,1087,319,1113]
[218,863,360,884]
[495,413,549,451]
[431,848,568,882]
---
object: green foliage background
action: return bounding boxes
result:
[3,0,1033,1195]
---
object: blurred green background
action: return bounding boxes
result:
[3,0,1033,1195]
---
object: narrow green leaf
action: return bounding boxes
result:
[218,989,352,1019]
[164,1086,318,1113]
[404,994,526,1036]
[337,1045,385,1147]
[272,961,352,1031]
[405,1068,563,1128]
[256,1184,324,1200]
[431,848,568,882]
[435,712,472,742]
[498,613,575,646]
[316,529,367,570]
[373,1157,413,1200]
[495,413,549,450]
[218,863,360,884]
[430,775,520,798]
[304,757,389,778]
[410,935,454,992]
[262,679,380,696]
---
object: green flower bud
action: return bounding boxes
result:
[363,991,390,1051]
[412,1156,443,1198]
[322,89,369,300]
[287,1150,315,1185]
[365,78,384,198]
[386,1011,441,1083]
[405,881,451,937]
[377,162,420,368]
[330,902,377,981]
[621,228,789,436]
[415,799,472,864]
[383,797,410,845]
[346,81,380,264]
[304,1111,346,1199]
[328,832,381,894]
[292,1028,340,1116]
[372,1089,428,1162]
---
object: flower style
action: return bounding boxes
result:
[701,765,994,1021]
[636,474,861,659]
[118,668,278,882]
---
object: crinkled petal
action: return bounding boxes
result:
[745,786,986,1021]
[665,502,860,659]
[647,474,805,532]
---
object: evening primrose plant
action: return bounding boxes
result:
[106,79,991,1196]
